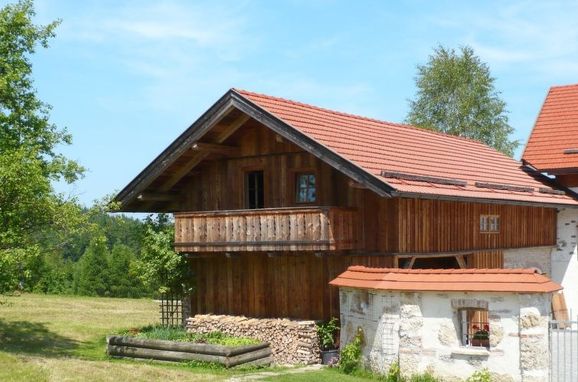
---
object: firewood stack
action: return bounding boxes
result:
[186,314,321,365]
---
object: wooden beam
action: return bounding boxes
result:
[402,256,416,269]
[137,192,175,202]
[159,114,250,192]
[392,245,555,258]
[455,255,467,269]
[348,180,367,189]
[192,142,240,156]
[215,114,250,142]
[161,152,208,191]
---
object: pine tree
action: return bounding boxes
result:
[74,237,110,296]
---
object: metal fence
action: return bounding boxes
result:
[550,316,578,382]
[158,294,184,327]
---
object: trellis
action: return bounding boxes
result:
[159,294,184,327]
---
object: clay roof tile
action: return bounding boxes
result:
[235,89,577,206]
[329,266,562,293]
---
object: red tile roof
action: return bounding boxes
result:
[523,83,578,172]
[329,266,562,293]
[235,89,577,206]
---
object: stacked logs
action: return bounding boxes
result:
[186,314,321,365]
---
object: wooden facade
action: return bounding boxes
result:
[164,120,558,319]
[117,106,561,320]
[188,253,393,320]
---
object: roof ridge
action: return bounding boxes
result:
[347,266,537,274]
[232,88,487,146]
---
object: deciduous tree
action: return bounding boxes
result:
[406,45,518,156]
[0,0,84,292]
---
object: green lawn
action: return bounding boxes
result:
[0,293,233,381]
[0,293,374,381]
[262,369,377,382]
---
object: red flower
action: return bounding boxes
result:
[484,324,490,331]
[472,325,479,330]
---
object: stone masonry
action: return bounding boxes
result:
[338,288,552,381]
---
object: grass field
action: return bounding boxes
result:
[0,293,377,381]
[0,293,236,381]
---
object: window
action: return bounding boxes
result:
[480,215,500,233]
[246,171,264,209]
[459,309,490,348]
[296,173,316,203]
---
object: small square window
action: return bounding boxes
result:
[480,215,499,233]
[296,173,316,203]
[459,309,490,348]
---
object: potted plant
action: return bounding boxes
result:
[470,324,490,348]
[317,317,340,364]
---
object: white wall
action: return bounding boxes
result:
[551,207,578,318]
[503,247,552,275]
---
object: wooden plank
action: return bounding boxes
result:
[192,142,240,156]
[455,255,467,269]
[552,291,570,328]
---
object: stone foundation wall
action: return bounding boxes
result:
[186,314,320,365]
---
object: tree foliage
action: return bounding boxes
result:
[136,214,192,295]
[0,0,85,293]
[406,45,518,156]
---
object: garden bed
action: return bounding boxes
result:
[107,327,272,367]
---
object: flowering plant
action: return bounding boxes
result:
[472,324,490,340]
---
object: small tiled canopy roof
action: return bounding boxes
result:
[523,83,578,172]
[329,266,562,293]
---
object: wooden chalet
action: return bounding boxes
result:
[116,89,578,321]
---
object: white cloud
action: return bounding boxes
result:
[428,1,578,73]
[51,1,256,113]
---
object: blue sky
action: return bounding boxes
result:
[17,0,578,206]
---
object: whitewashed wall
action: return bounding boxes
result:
[339,288,551,381]
[551,207,578,317]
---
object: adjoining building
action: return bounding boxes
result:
[523,83,578,317]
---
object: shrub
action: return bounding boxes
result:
[466,369,492,382]
[338,328,363,374]
[409,373,440,382]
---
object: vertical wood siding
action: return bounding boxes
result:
[391,198,557,252]
[188,253,393,321]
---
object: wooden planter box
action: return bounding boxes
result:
[106,335,272,367]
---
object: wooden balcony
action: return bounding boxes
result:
[174,206,359,252]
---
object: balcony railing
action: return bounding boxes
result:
[174,206,358,252]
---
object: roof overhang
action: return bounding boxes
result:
[114,89,395,211]
[115,89,578,212]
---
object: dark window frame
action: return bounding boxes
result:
[245,170,265,209]
[295,172,317,204]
